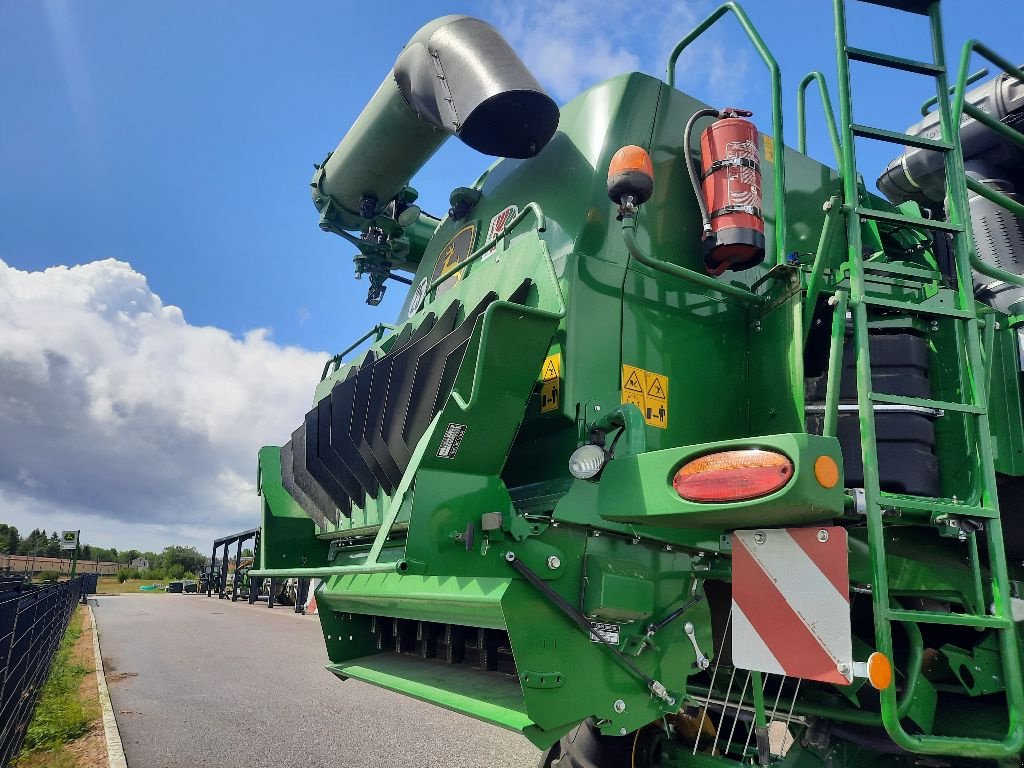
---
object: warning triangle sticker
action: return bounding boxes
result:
[646,377,666,399]
[543,360,559,380]
[624,370,644,393]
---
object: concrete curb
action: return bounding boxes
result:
[88,604,128,768]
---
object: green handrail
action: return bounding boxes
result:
[249,561,403,579]
[620,217,764,306]
[952,42,1024,292]
[822,289,848,439]
[320,323,396,380]
[666,2,787,267]
[920,67,987,117]
[802,196,843,344]
[796,72,842,165]
[427,202,546,299]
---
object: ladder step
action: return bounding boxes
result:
[878,492,999,518]
[862,261,942,281]
[851,123,952,151]
[855,0,933,15]
[855,207,964,233]
[869,392,984,415]
[846,46,944,76]
[886,608,1011,629]
[861,294,972,318]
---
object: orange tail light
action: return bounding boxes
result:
[673,449,793,503]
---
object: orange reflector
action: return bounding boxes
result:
[866,652,893,690]
[673,449,793,503]
[814,455,839,489]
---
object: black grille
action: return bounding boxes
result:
[281,281,531,523]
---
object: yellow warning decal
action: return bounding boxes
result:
[762,135,775,163]
[541,354,561,382]
[540,353,561,413]
[621,365,669,429]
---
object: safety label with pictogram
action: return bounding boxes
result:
[621,365,669,428]
[539,353,561,413]
[731,527,852,685]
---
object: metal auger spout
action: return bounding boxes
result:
[310,15,560,235]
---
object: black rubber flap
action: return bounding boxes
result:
[279,440,327,531]
[291,423,341,525]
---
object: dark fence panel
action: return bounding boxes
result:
[0,576,84,766]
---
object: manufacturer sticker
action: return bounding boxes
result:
[590,622,620,645]
[483,204,519,259]
[407,277,429,318]
[430,224,477,298]
[436,423,468,459]
[539,353,561,413]
[621,364,669,429]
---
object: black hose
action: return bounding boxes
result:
[684,108,721,238]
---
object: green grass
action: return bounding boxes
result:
[19,608,97,755]
[96,577,172,594]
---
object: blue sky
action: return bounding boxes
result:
[0,0,1020,551]
[3,0,1019,352]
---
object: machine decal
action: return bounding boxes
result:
[731,527,852,686]
[483,204,519,259]
[436,423,468,459]
[406,277,429,318]
[621,365,669,428]
[540,353,561,413]
[430,224,477,298]
[589,622,620,645]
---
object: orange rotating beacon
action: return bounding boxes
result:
[684,107,766,275]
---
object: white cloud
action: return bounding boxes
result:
[488,0,749,104]
[0,258,326,552]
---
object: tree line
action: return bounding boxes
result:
[0,523,208,579]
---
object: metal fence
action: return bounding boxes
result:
[0,576,85,766]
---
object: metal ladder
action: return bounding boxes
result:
[831,0,1024,757]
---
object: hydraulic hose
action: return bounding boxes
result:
[683,108,721,238]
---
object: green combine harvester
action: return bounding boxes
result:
[250,1,1024,765]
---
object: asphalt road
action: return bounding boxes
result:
[93,594,543,768]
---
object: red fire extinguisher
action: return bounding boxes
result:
[685,108,766,275]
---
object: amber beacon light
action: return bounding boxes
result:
[607,145,655,207]
[673,449,794,502]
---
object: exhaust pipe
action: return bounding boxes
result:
[312,15,559,233]
[877,70,1024,313]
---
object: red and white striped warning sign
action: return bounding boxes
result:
[304,578,320,615]
[732,527,852,685]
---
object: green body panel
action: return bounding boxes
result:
[250,6,1024,765]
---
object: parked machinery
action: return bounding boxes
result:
[249,3,1024,766]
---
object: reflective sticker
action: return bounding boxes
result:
[484,204,519,260]
[732,527,852,685]
[540,353,561,413]
[621,365,669,429]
